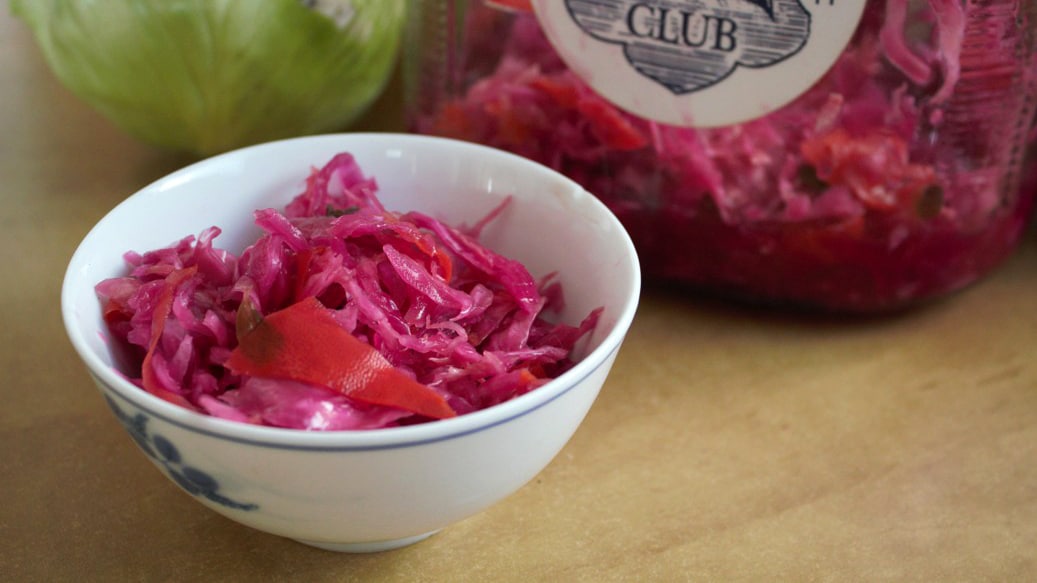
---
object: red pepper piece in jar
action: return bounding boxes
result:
[577,98,649,151]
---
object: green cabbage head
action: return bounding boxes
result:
[12,0,405,156]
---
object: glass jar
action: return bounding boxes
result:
[403,0,1037,312]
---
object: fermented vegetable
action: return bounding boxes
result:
[96,153,599,430]
[409,0,1037,311]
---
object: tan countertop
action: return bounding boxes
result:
[3,11,1036,582]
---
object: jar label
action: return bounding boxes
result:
[531,0,867,127]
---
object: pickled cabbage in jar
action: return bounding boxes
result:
[406,0,1037,312]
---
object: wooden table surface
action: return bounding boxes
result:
[3,11,1036,582]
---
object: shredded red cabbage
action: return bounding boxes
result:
[413,1,1037,311]
[96,153,601,430]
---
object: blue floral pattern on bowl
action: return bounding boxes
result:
[104,395,258,511]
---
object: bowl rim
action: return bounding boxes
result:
[61,133,641,450]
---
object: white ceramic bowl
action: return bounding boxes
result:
[62,133,640,552]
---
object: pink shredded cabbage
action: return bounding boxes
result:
[414,1,1037,311]
[96,153,601,430]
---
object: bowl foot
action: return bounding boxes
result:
[294,530,440,553]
